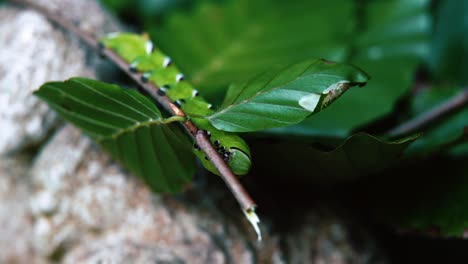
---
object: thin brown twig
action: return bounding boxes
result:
[10,0,258,224]
[387,88,468,138]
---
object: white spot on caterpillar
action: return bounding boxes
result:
[130,61,138,69]
[176,74,184,82]
[192,90,199,97]
[145,41,153,54]
[141,72,151,82]
[106,32,120,38]
[207,104,213,109]
[163,57,172,67]
[299,93,320,112]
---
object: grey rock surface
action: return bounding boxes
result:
[0,7,87,155]
[29,125,254,263]
[64,239,185,264]
[0,157,45,264]
[0,0,119,155]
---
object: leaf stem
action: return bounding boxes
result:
[387,88,468,138]
[11,0,261,240]
[163,115,186,124]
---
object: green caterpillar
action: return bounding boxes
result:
[99,33,251,176]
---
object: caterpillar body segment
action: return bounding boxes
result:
[100,33,252,176]
[99,33,152,62]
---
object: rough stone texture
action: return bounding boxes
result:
[29,125,254,263]
[0,8,84,154]
[0,157,45,264]
[34,0,120,36]
[0,0,119,155]
[64,239,184,264]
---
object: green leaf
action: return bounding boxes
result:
[430,0,468,85]
[34,78,196,193]
[250,133,418,184]
[206,59,369,132]
[152,0,430,137]
[281,0,430,137]
[100,0,189,23]
[406,87,468,155]
[152,0,355,100]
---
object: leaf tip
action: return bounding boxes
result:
[354,68,371,85]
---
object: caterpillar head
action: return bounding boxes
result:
[225,147,251,175]
[192,119,251,176]
[197,141,251,176]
